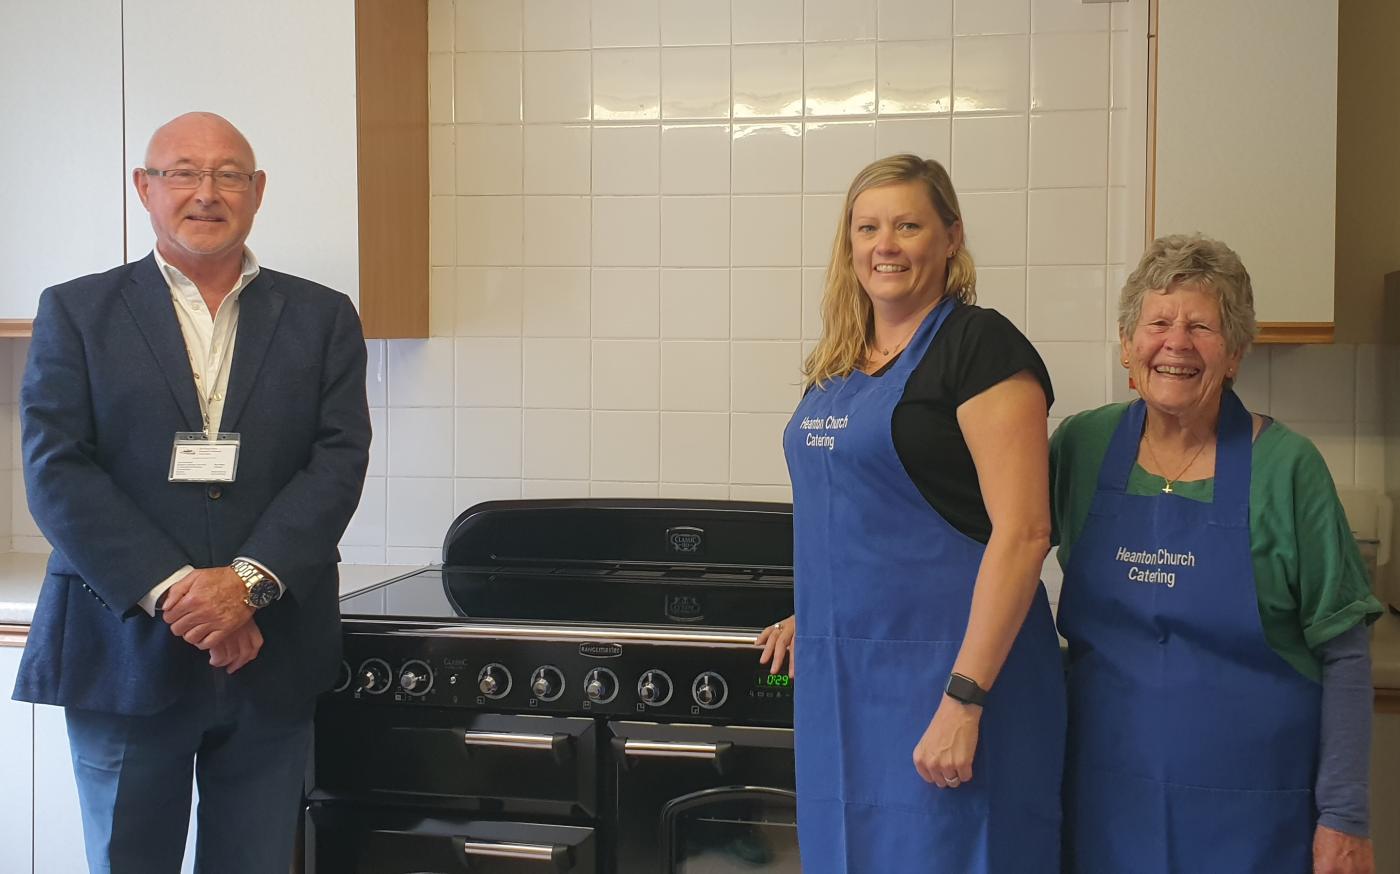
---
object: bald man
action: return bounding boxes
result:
[13,112,370,873]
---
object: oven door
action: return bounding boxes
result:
[306,803,597,874]
[609,721,799,873]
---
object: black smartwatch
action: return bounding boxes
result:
[944,672,987,707]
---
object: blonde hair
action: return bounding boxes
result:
[802,154,975,390]
[1119,233,1257,355]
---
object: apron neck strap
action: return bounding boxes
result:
[885,296,956,379]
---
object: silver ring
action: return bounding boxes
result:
[946,778,961,787]
[772,622,782,629]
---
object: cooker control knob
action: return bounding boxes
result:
[477,663,511,699]
[692,672,728,710]
[637,669,673,707]
[357,658,392,695]
[332,660,353,693]
[398,660,433,696]
[584,667,618,703]
[530,665,566,702]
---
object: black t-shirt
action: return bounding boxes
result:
[873,303,1054,543]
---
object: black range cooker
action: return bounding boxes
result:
[306,499,801,873]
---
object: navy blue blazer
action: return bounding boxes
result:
[13,253,370,716]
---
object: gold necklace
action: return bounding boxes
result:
[1142,430,1210,495]
[870,320,921,359]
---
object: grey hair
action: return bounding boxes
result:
[1118,233,1257,355]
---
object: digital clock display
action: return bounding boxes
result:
[755,672,792,688]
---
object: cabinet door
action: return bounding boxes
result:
[0,0,125,320]
[1154,0,1337,325]
[0,646,33,874]
[1375,703,1400,874]
[121,0,360,307]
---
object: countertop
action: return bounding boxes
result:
[2,554,1399,692]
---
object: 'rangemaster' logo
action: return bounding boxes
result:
[667,526,705,555]
[665,594,704,623]
[579,643,623,659]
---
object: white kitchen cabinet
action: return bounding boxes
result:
[0,0,125,320]
[1154,0,1337,331]
[121,0,361,307]
[0,645,33,874]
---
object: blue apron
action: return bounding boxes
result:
[1057,391,1319,873]
[783,298,1065,872]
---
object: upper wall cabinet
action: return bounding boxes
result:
[122,0,360,307]
[1153,0,1337,341]
[0,1,124,325]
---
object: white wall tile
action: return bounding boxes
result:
[662,0,731,46]
[1031,32,1109,110]
[430,0,455,52]
[428,54,454,124]
[1231,347,1270,414]
[662,47,732,120]
[662,269,731,339]
[457,196,524,265]
[952,35,1029,113]
[430,125,455,195]
[1027,188,1106,265]
[523,409,591,478]
[455,267,523,336]
[661,482,732,499]
[662,341,731,410]
[1355,429,1383,488]
[1029,110,1107,188]
[731,342,802,412]
[386,477,454,547]
[525,51,593,122]
[592,197,661,266]
[344,477,386,546]
[523,197,591,266]
[1031,0,1108,34]
[388,338,455,407]
[731,196,802,267]
[732,269,802,340]
[591,411,660,479]
[523,267,590,336]
[457,0,522,50]
[1356,344,1382,425]
[455,53,523,122]
[1106,186,1131,265]
[661,412,732,481]
[880,0,953,40]
[523,338,591,407]
[387,407,454,476]
[593,49,661,120]
[591,480,660,497]
[803,121,876,194]
[11,474,39,538]
[954,0,1029,36]
[435,270,454,338]
[524,0,590,50]
[730,484,793,501]
[385,546,442,564]
[733,44,803,118]
[804,43,877,116]
[661,124,731,194]
[1107,340,1134,405]
[524,125,591,194]
[733,123,803,194]
[367,408,388,477]
[340,545,387,565]
[806,0,876,42]
[592,0,659,47]
[1036,341,1105,416]
[1289,420,1356,486]
[974,267,1026,330]
[802,268,825,339]
[1026,266,1106,341]
[454,477,524,513]
[455,408,523,477]
[959,190,1027,266]
[730,413,792,484]
[430,195,456,266]
[592,268,661,336]
[365,340,388,407]
[1107,109,1130,189]
[523,478,591,497]
[878,41,953,115]
[661,197,731,267]
[1110,30,1132,110]
[456,338,524,406]
[802,195,843,267]
[951,114,1027,190]
[592,340,660,409]
[593,125,661,194]
[732,0,803,44]
[875,117,952,164]
[1270,344,1356,424]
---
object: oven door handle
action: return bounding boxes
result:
[459,838,573,869]
[461,730,576,764]
[612,737,734,774]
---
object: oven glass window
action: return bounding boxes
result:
[664,788,800,873]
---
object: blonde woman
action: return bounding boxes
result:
[757,154,1065,871]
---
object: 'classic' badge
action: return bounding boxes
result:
[666,526,705,555]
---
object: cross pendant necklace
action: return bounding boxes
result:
[1143,430,1209,495]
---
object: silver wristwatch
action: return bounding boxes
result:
[231,559,279,609]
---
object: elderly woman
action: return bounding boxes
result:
[756,154,1066,871]
[1052,234,1383,874]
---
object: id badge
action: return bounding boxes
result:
[169,432,241,483]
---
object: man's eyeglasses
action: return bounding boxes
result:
[144,168,259,192]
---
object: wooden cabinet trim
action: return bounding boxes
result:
[1255,323,1335,345]
[0,320,32,338]
[0,625,28,647]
